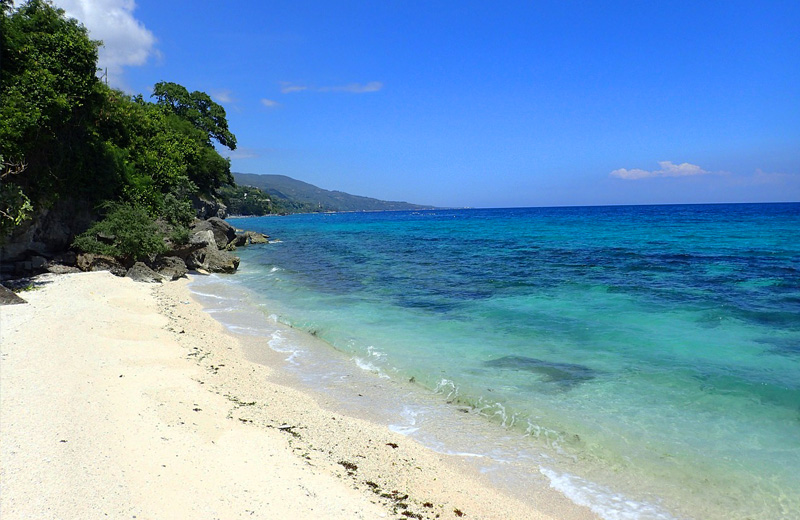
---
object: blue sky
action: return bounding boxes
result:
[55,0,799,207]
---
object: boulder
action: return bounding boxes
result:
[0,284,27,305]
[125,262,164,283]
[164,233,209,259]
[190,228,216,247]
[186,245,239,273]
[206,248,240,273]
[52,251,77,266]
[0,198,94,263]
[47,264,81,275]
[191,196,228,220]
[76,253,127,276]
[30,256,48,270]
[229,230,269,249]
[192,218,237,249]
[243,230,269,244]
[151,256,188,281]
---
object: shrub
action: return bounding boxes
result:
[72,202,166,261]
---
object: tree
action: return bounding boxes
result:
[152,81,237,150]
[0,0,118,208]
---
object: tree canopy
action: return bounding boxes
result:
[1,0,237,241]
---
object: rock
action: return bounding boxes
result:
[52,251,77,266]
[192,218,237,249]
[125,262,164,283]
[190,228,216,247]
[186,245,239,273]
[229,230,269,249]
[151,256,188,281]
[191,195,228,220]
[0,284,27,305]
[184,248,207,271]
[30,256,48,270]
[47,264,81,275]
[0,198,94,263]
[76,253,127,276]
[231,234,248,248]
[163,233,208,259]
[206,248,240,273]
[243,230,269,244]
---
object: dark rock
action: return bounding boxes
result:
[125,262,164,283]
[47,264,81,275]
[0,284,27,305]
[151,256,188,281]
[191,196,228,220]
[30,256,48,271]
[229,230,269,249]
[0,198,94,263]
[231,234,248,248]
[52,251,77,266]
[14,261,32,275]
[164,234,208,259]
[191,218,237,249]
[206,248,239,273]
[186,245,239,273]
[184,248,207,271]
[76,253,127,276]
[242,230,269,244]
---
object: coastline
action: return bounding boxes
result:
[0,271,595,520]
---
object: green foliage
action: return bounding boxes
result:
[152,82,237,150]
[1,1,242,262]
[72,202,166,260]
[0,0,110,203]
[219,184,275,215]
[0,164,33,237]
[161,193,195,228]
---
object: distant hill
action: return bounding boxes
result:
[232,173,437,212]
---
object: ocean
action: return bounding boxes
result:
[190,203,800,520]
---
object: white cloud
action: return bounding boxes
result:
[212,89,236,104]
[53,0,156,90]
[611,161,715,180]
[280,81,383,94]
[261,98,280,108]
[280,82,309,94]
[321,81,384,93]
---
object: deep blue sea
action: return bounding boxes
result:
[191,203,800,520]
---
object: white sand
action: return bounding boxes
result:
[1,271,596,519]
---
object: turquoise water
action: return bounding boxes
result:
[198,204,800,519]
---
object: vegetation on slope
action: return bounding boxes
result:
[0,0,235,260]
[233,173,436,213]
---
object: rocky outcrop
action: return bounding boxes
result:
[191,196,228,220]
[151,256,188,281]
[229,230,269,249]
[125,262,164,283]
[0,284,27,305]
[76,253,127,277]
[0,198,94,263]
[185,245,240,273]
[192,217,237,250]
[3,212,266,283]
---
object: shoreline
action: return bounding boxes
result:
[1,271,595,519]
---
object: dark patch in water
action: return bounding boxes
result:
[755,336,800,356]
[484,355,596,388]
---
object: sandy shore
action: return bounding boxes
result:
[1,271,596,519]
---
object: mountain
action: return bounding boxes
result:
[232,173,437,212]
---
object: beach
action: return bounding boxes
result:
[0,271,594,520]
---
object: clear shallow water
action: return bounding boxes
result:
[200,204,800,520]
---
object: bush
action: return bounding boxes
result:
[72,202,166,260]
